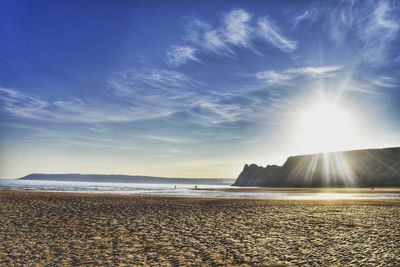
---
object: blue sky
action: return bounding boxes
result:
[1,0,399,178]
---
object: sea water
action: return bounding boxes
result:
[0,179,399,200]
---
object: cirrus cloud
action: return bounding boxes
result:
[294,0,399,65]
[166,8,297,66]
[256,66,343,86]
[165,45,200,67]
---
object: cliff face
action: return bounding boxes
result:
[233,147,400,187]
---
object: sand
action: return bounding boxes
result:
[0,190,399,266]
[201,187,400,194]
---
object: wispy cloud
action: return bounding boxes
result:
[294,0,399,65]
[256,70,295,86]
[223,9,253,47]
[106,68,272,128]
[369,76,398,89]
[346,75,399,95]
[107,68,195,97]
[2,68,199,123]
[1,122,138,151]
[136,135,192,144]
[290,66,343,75]
[165,45,199,66]
[257,17,297,52]
[0,67,268,128]
[255,64,399,100]
[168,9,297,65]
[0,87,167,123]
[361,1,399,64]
[0,87,48,118]
[184,10,254,56]
[343,80,383,96]
[293,9,316,28]
[256,66,342,86]
[107,68,202,120]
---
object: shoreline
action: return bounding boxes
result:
[0,189,400,205]
[1,186,400,201]
[202,186,400,194]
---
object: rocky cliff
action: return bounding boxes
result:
[233,147,400,187]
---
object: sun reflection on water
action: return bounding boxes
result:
[292,192,359,200]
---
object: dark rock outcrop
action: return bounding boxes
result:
[233,147,400,187]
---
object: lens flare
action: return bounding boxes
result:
[294,101,358,153]
[286,99,365,187]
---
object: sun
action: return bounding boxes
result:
[294,100,358,153]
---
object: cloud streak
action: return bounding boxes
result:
[0,67,272,128]
[257,17,297,53]
[165,45,199,67]
[108,68,195,97]
[136,135,193,144]
[256,66,343,86]
[167,9,297,65]
[0,87,166,123]
[294,0,399,65]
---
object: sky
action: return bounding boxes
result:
[0,0,399,179]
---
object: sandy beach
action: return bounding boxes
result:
[1,190,399,266]
[202,187,400,194]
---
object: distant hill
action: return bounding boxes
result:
[233,147,400,187]
[19,173,235,185]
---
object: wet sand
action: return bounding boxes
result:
[1,190,399,266]
[201,187,400,194]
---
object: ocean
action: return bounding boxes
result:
[0,179,399,200]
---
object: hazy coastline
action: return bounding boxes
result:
[18,173,235,184]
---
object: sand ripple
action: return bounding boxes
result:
[0,191,399,266]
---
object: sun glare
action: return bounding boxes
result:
[294,101,358,153]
